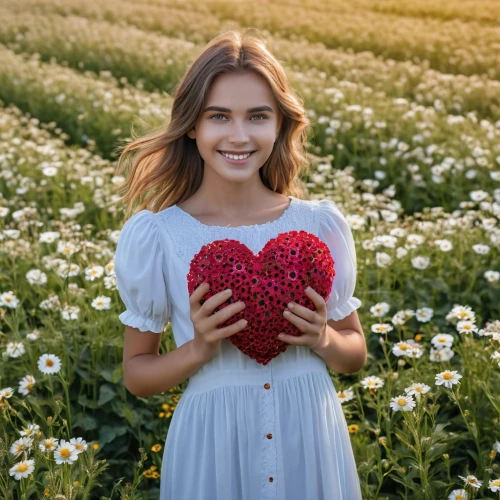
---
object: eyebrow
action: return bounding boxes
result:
[203,105,274,113]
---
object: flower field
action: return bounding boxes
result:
[0,0,499,498]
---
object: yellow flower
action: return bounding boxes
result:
[414,334,422,342]
[92,443,99,450]
[348,424,359,434]
[151,444,162,452]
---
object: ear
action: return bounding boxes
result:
[187,128,195,139]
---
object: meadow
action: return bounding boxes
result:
[0,0,499,498]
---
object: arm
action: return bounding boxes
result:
[312,311,367,374]
[123,326,208,398]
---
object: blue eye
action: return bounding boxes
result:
[210,114,268,120]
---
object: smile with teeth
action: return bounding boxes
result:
[219,151,254,160]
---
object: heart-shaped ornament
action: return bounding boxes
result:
[186,230,335,365]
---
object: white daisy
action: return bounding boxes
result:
[337,388,355,404]
[404,383,431,400]
[472,244,490,255]
[371,323,393,334]
[85,265,104,281]
[458,475,482,489]
[37,354,62,375]
[70,437,88,454]
[9,459,35,480]
[26,269,48,286]
[370,302,391,318]
[415,307,434,323]
[431,333,454,349]
[447,489,467,499]
[456,320,478,335]
[430,347,455,362]
[390,395,416,412]
[411,256,430,269]
[0,387,14,400]
[9,436,33,457]
[19,423,40,437]
[360,375,384,391]
[91,296,111,310]
[39,437,59,453]
[489,478,500,492]
[6,341,25,358]
[0,291,20,308]
[18,375,36,396]
[54,439,79,464]
[435,370,462,389]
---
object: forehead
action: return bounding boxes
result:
[205,72,276,108]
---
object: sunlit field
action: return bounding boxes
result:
[0,0,499,498]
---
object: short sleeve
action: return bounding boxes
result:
[317,199,362,321]
[114,210,171,333]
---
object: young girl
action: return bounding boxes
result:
[114,29,366,500]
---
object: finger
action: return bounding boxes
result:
[202,288,233,314]
[189,282,210,312]
[285,301,315,323]
[283,309,310,333]
[304,286,326,313]
[278,332,310,346]
[213,318,249,341]
[209,301,246,329]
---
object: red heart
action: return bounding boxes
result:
[186,230,336,365]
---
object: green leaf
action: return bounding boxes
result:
[74,365,91,382]
[73,413,98,431]
[99,424,128,447]
[98,384,117,406]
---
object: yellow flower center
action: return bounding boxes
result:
[46,360,54,367]
[60,448,70,458]
[442,372,453,380]
[16,464,28,472]
[397,398,407,406]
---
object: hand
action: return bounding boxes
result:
[189,283,247,363]
[279,286,329,351]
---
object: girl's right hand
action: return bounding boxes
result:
[189,283,247,363]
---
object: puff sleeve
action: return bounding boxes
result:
[114,210,171,333]
[317,199,362,321]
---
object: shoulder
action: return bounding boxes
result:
[116,210,164,255]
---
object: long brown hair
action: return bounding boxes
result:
[113,29,312,221]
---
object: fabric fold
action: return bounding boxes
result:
[317,199,362,321]
[114,210,171,334]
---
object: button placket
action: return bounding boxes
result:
[260,363,277,499]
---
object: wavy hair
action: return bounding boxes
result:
[113,29,312,221]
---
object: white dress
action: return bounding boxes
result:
[114,195,363,500]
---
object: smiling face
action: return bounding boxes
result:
[187,71,281,185]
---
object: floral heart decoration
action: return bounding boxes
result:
[186,230,336,365]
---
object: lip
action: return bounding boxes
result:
[218,150,256,165]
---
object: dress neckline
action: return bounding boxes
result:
[174,196,295,229]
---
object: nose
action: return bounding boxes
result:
[228,120,250,143]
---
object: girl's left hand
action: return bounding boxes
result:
[279,286,329,351]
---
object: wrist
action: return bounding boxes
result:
[189,338,215,365]
[311,325,332,354]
